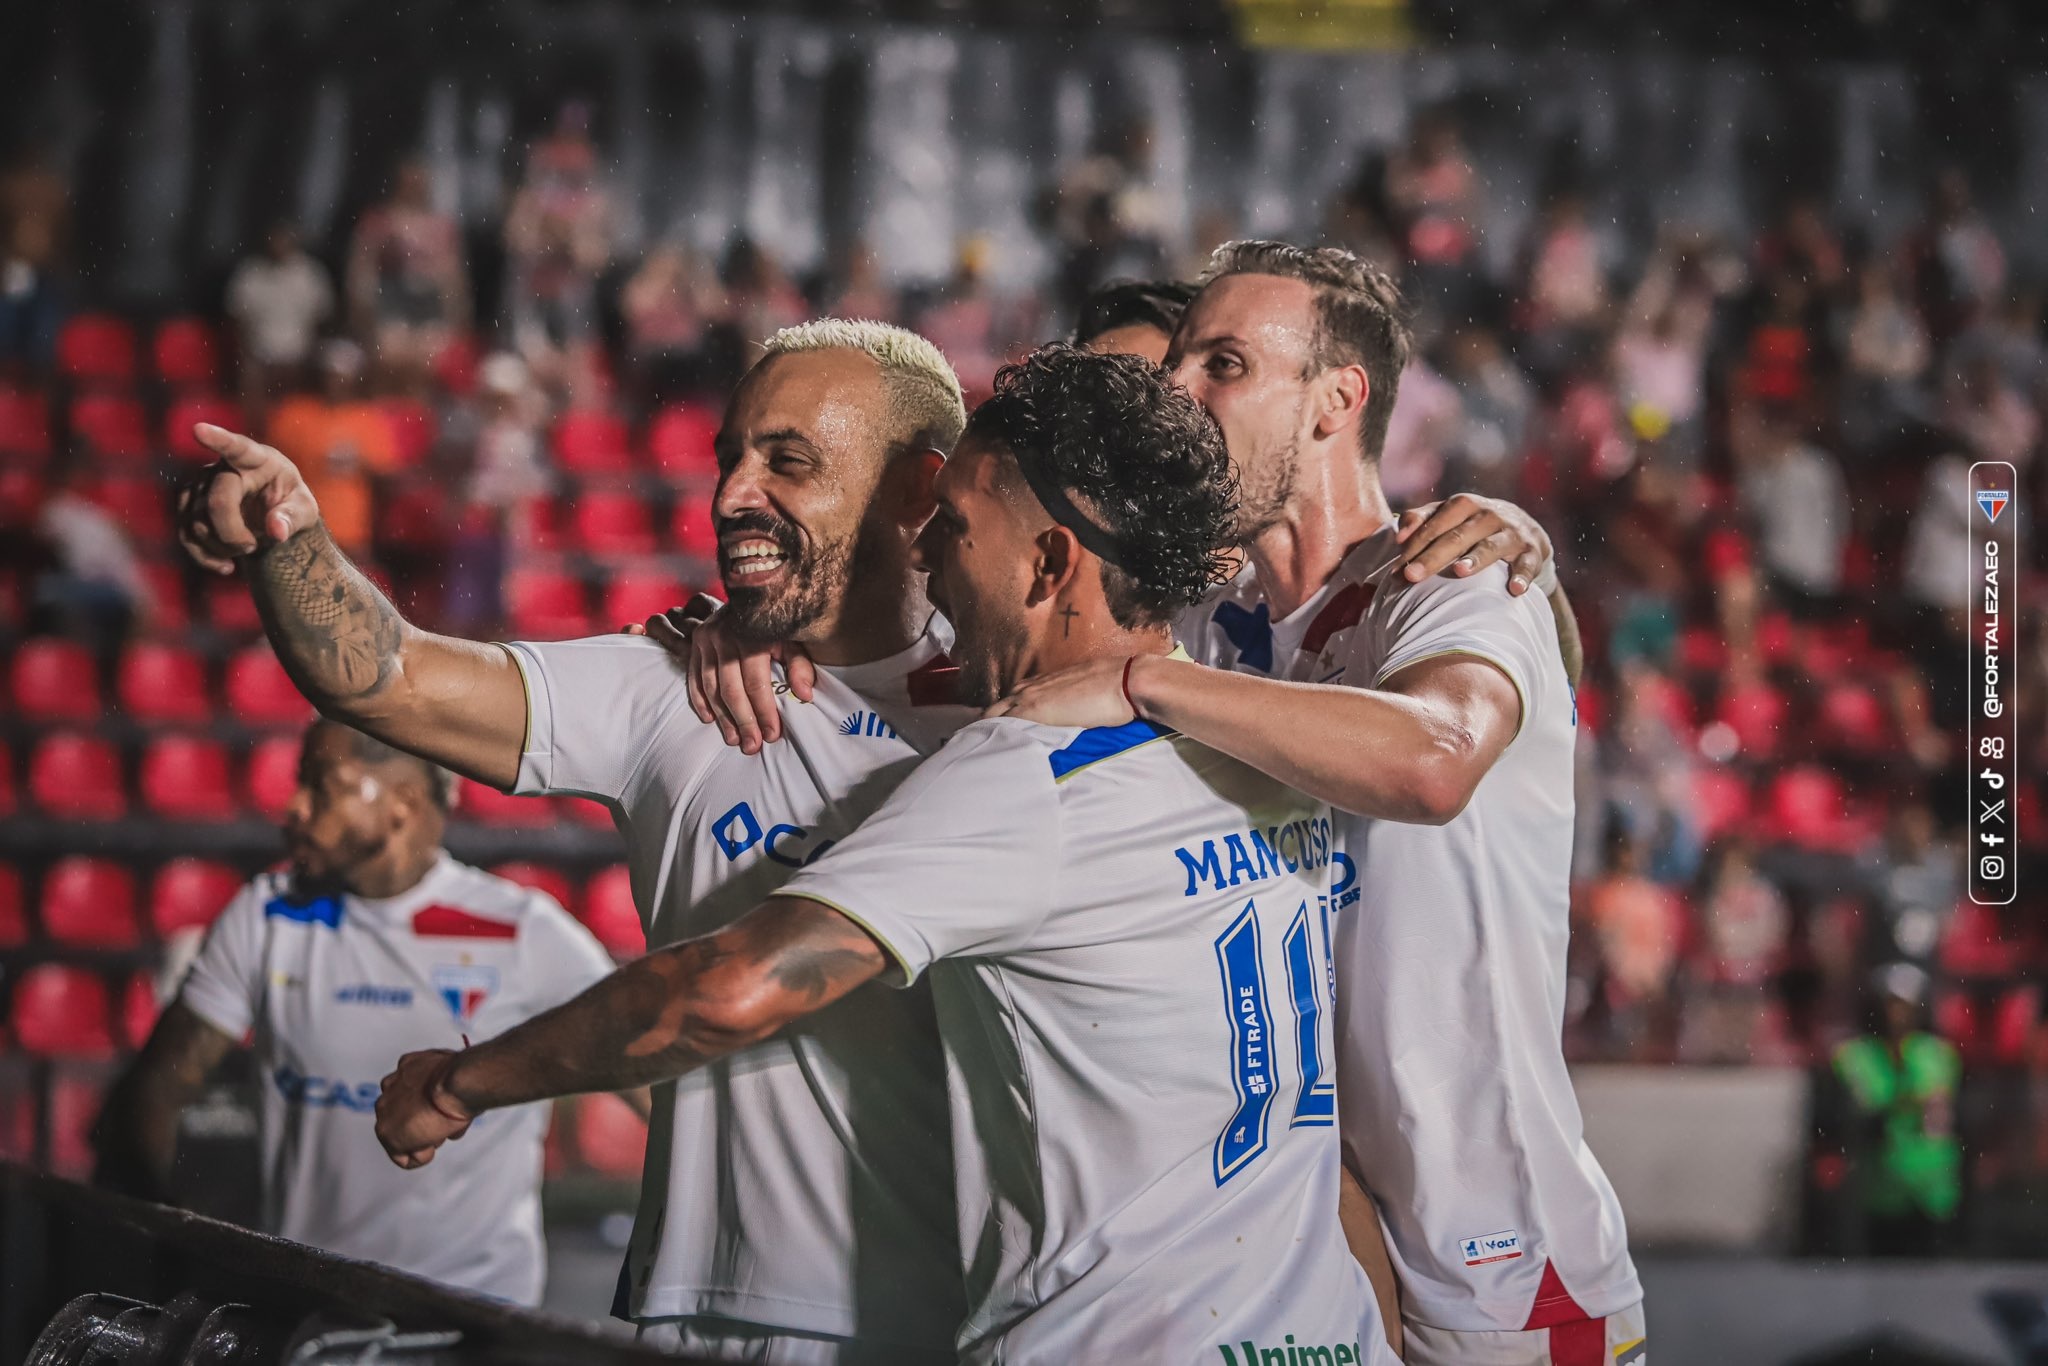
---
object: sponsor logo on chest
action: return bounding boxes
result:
[710,800,836,869]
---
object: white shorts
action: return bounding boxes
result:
[1402,1301,1646,1366]
[633,1316,955,1366]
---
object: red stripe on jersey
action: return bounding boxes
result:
[411,905,518,939]
[1521,1259,1593,1330]
[1547,1317,1606,1366]
[1300,582,1375,657]
[906,654,960,707]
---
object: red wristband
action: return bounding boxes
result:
[1121,656,1139,720]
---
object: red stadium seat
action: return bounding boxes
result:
[28,732,126,819]
[150,858,243,938]
[224,644,311,726]
[1675,625,1728,678]
[121,972,161,1050]
[580,865,646,957]
[602,571,690,631]
[11,965,117,1059]
[1992,986,2040,1065]
[47,1066,111,1178]
[564,797,615,830]
[137,561,192,632]
[153,317,220,388]
[1713,680,1786,761]
[457,778,556,828]
[40,856,142,948]
[10,638,102,721]
[244,734,303,820]
[381,399,437,470]
[669,499,718,563]
[117,642,213,724]
[203,576,264,635]
[553,410,634,474]
[571,490,658,557]
[139,735,239,821]
[1693,767,1752,841]
[56,314,138,384]
[81,474,171,540]
[1756,766,1850,852]
[575,1092,648,1179]
[647,403,720,481]
[0,387,53,461]
[165,395,244,462]
[0,866,26,948]
[1817,682,1891,754]
[432,334,480,395]
[0,468,46,533]
[69,392,153,463]
[377,485,451,555]
[0,740,13,819]
[505,569,589,640]
[489,861,577,912]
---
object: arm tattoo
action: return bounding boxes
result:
[444,898,886,1112]
[254,524,407,709]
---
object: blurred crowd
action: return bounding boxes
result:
[2,103,2043,1097]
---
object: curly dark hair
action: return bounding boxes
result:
[1200,240,1413,465]
[965,343,1239,629]
[1072,279,1197,347]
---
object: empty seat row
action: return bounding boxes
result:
[551,403,719,480]
[7,639,310,726]
[7,964,159,1059]
[1692,763,1890,852]
[52,314,224,388]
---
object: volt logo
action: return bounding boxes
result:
[1459,1229,1522,1266]
[710,801,836,869]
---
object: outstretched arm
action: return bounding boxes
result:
[177,423,528,787]
[375,897,886,1167]
[92,1003,239,1203]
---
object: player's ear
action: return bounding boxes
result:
[1028,525,1083,608]
[1312,363,1368,443]
[894,447,946,531]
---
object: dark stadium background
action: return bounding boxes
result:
[0,1,2044,1362]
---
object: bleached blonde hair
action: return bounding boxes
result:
[761,318,968,453]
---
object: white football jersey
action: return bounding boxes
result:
[1184,529,1640,1332]
[176,854,614,1305]
[506,626,976,1353]
[779,710,1396,1366]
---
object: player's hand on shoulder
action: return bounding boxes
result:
[632,601,817,754]
[176,423,323,575]
[1395,492,1553,596]
[375,1048,473,1169]
[986,655,1137,729]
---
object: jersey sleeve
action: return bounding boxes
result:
[502,635,701,802]
[515,893,619,1014]
[776,719,1061,985]
[1363,561,1557,735]
[174,882,269,1041]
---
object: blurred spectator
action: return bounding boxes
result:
[1584,824,1689,1059]
[1611,239,1714,465]
[621,241,721,400]
[1046,119,1168,316]
[719,235,806,349]
[1941,351,2039,471]
[1439,323,1534,494]
[1378,354,1464,506]
[227,221,335,406]
[503,106,613,387]
[917,237,1007,399]
[1902,167,2007,345]
[0,149,71,372]
[1754,196,1847,298]
[1903,453,1981,614]
[1731,398,1848,612]
[1843,258,1930,390]
[1860,801,1960,970]
[1518,188,1611,344]
[347,158,468,394]
[266,340,398,554]
[31,466,153,646]
[824,241,899,323]
[1599,659,1701,881]
[1686,839,1789,1062]
[1385,107,1481,273]
[1823,964,1963,1255]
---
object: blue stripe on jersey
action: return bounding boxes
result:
[1046,718,1174,781]
[264,893,344,929]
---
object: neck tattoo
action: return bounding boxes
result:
[1058,605,1079,637]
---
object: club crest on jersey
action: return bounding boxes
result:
[837,710,899,740]
[433,964,499,1028]
[1977,489,2009,523]
[1459,1229,1523,1266]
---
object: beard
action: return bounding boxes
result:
[1225,403,1305,542]
[720,509,890,645]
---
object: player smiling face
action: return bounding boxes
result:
[712,348,903,645]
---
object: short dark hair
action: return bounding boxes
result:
[1199,240,1413,464]
[1073,279,1198,347]
[311,719,458,812]
[964,344,1238,629]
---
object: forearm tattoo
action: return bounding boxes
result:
[446,900,885,1111]
[255,524,406,708]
